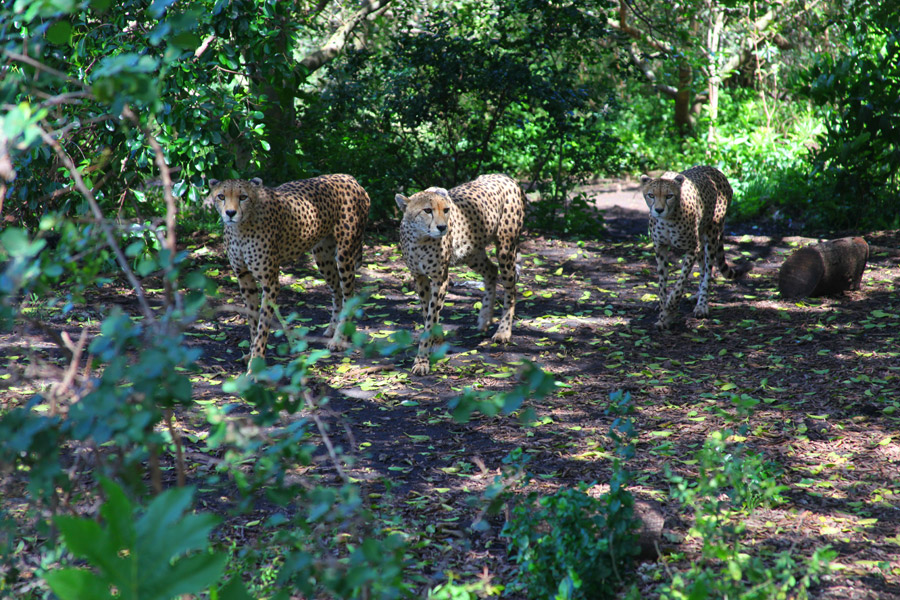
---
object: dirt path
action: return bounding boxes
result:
[3,203,900,598]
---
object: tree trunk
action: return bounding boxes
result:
[634,500,666,560]
[674,61,693,133]
[778,237,869,298]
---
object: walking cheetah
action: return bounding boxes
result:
[395,173,525,375]
[640,165,750,329]
[205,174,369,363]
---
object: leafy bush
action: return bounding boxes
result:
[801,6,900,230]
[501,391,640,600]
[612,86,825,225]
[44,479,229,600]
[316,0,624,225]
[656,430,834,600]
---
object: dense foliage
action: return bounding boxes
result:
[315,0,623,226]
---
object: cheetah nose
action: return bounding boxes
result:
[436,224,447,233]
[225,209,237,219]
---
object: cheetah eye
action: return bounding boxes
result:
[443,207,450,214]
[217,193,225,201]
[239,194,248,201]
[647,193,655,200]
[423,208,433,215]
[665,193,674,200]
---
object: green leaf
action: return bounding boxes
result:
[216,575,256,600]
[148,0,178,18]
[1,228,45,258]
[44,568,115,600]
[46,21,72,45]
[99,478,137,553]
[54,516,124,579]
[145,552,228,599]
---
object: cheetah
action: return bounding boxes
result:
[640,165,751,329]
[205,174,370,363]
[395,173,525,375]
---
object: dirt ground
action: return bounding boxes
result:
[3,186,900,598]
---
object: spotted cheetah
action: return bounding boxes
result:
[395,174,525,375]
[205,174,370,362]
[640,165,750,329]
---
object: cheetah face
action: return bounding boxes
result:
[395,188,452,240]
[206,178,264,226]
[640,173,685,219]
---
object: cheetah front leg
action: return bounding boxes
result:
[236,269,261,360]
[658,250,697,329]
[412,272,449,376]
[249,272,279,365]
[493,238,519,343]
[653,246,670,319]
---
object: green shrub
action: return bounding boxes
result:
[315,0,624,226]
[44,479,231,600]
[501,391,640,600]
[656,430,834,600]
[802,9,900,230]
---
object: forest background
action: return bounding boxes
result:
[1,0,899,599]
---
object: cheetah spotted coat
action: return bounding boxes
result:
[395,173,525,375]
[206,174,369,364]
[640,165,750,329]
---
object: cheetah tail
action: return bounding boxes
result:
[716,254,752,280]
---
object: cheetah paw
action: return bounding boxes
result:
[654,316,677,330]
[326,337,350,352]
[693,305,709,319]
[411,357,431,376]
[491,330,511,344]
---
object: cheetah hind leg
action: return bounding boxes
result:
[491,241,518,343]
[313,238,350,350]
[692,240,713,319]
[467,251,498,334]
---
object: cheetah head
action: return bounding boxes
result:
[640,172,685,219]
[204,177,264,226]
[395,187,452,240]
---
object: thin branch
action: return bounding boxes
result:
[298,0,393,75]
[608,1,672,55]
[165,409,186,487]
[36,126,155,321]
[34,90,92,107]
[311,407,351,486]
[50,328,89,416]
[5,51,90,90]
[193,34,216,60]
[122,106,180,313]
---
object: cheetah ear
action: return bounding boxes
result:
[250,177,263,187]
[209,179,220,188]
[424,186,450,199]
[395,194,409,211]
[674,174,686,185]
[639,174,651,186]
